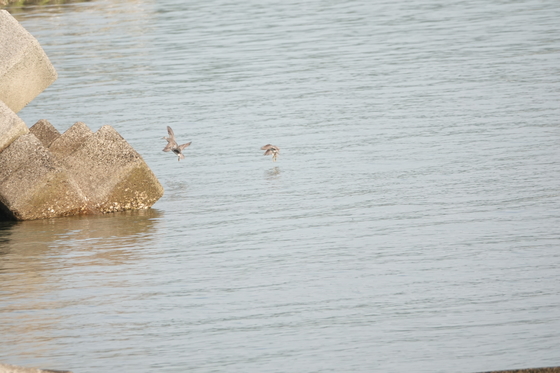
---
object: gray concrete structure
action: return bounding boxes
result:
[0,10,164,220]
[29,119,61,148]
[0,133,90,220]
[0,121,164,220]
[0,100,28,152]
[48,121,92,160]
[0,10,58,113]
[62,125,164,213]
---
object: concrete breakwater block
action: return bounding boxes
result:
[0,133,89,220]
[48,121,92,160]
[0,100,28,153]
[62,125,164,213]
[0,10,58,113]
[29,119,61,148]
[0,121,164,220]
[0,10,163,220]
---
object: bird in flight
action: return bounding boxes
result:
[261,144,280,162]
[162,126,192,161]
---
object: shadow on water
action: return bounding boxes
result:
[265,166,281,181]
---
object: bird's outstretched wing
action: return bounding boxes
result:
[179,142,192,150]
[162,142,174,152]
[167,126,175,140]
[263,149,273,156]
[261,144,273,150]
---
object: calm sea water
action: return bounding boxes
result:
[1,0,560,372]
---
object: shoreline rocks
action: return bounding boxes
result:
[0,10,57,113]
[58,122,164,214]
[0,131,90,220]
[0,10,164,221]
[0,100,29,153]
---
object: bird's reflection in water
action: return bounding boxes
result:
[165,179,189,190]
[265,166,281,180]
[164,179,190,200]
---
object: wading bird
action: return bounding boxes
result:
[261,144,280,162]
[162,126,191,161]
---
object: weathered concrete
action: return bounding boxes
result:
[0,133,89,220]
[0,99,29,153]
[0,121,164,220]
[62,125,164,213]
[48,121,92,160]
[0,10,57,113]
[0,362,71,373]
[29,119,61,148]
[0,11,163,220]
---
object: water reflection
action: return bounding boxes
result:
[0,208,161,364]
[0,208,161,260]
[0,208,162,289]
[265,166,281,180]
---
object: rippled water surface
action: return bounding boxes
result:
[1,0,560,372]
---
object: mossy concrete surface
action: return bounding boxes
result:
[0,121,164,220]
[0,10,57,113]
[62,125,164,213]
[0,133,89,220]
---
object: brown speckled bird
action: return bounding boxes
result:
[261,144,280,162]
[162,126,191,161]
